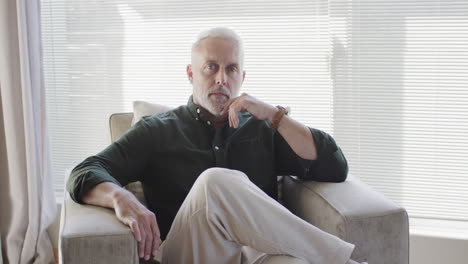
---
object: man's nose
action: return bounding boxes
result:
[215,70,227,86]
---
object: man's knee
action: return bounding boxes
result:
[195,167,247,190]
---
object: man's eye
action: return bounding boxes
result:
[207,64,216,70]
[228,66,237,72]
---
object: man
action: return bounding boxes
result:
[68,27,367,264]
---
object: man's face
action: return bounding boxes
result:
[187,37,245,116]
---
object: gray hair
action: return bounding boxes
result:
[191,27,244,66]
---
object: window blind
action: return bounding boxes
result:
[40,0,332,201]
[41,0,468,233]
[330,0,468,224]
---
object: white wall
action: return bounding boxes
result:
[410,234,468,264]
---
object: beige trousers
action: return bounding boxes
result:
[156,168,355,264]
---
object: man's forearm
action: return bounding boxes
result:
[81,181,127,209]
[81,181,162,260]
[276,115,318,160]
[220,94,318,160]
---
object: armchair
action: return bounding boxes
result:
[59,108,409,264]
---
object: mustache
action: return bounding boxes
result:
[208,86,230,97]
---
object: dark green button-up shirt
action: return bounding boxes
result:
[68,96,348,239]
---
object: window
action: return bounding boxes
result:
[330,0,468,234]
[40,0,331,201]
[41,0,468,234]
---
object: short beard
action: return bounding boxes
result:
[196,86,233,116]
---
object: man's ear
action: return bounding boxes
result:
[187,64,193,84]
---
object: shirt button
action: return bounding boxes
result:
[214,146,220,150]
[207,121,211,125]
[196,108,200,114]
[195,117,199,121]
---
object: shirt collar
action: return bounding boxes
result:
[186,95,217,128]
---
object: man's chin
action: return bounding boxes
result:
[209,96,229,106]
[208,99,227,110]
[205,104,227,117]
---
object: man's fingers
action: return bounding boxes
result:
[234,104,240,127]
[128,220,141,242]
[230,106,240,128]
[142,219,153,260]
[229,107,236,128]
[114,195,158,260]
[125,215,157,260]
[150,214,161,256]
[221,93,246,115]
[126,219,144,259]
[138,230,146,259]
[221,99,235,115]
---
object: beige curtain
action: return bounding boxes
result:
[0,0,57,263]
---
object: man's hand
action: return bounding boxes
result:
[111,189,161,261]
[221,93,318,160]
[221,93,277,128]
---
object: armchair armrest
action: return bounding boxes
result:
[282,175,409,264]
[59,193,138,264]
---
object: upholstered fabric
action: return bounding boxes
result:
[109,113,133,143]
[59,193,139,264]
[131,100,172,126]
[282,175,409,264]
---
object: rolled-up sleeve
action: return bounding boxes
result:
[67,117,156,203]
[274,127,348,182]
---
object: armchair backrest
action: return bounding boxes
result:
[109,112,133,142]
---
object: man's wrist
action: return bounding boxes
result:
[267,106,278,123]
[110,187,132,208]
[269,105,289,129]
[276,113,289,129]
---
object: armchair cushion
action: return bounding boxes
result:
[131,100,172,126]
